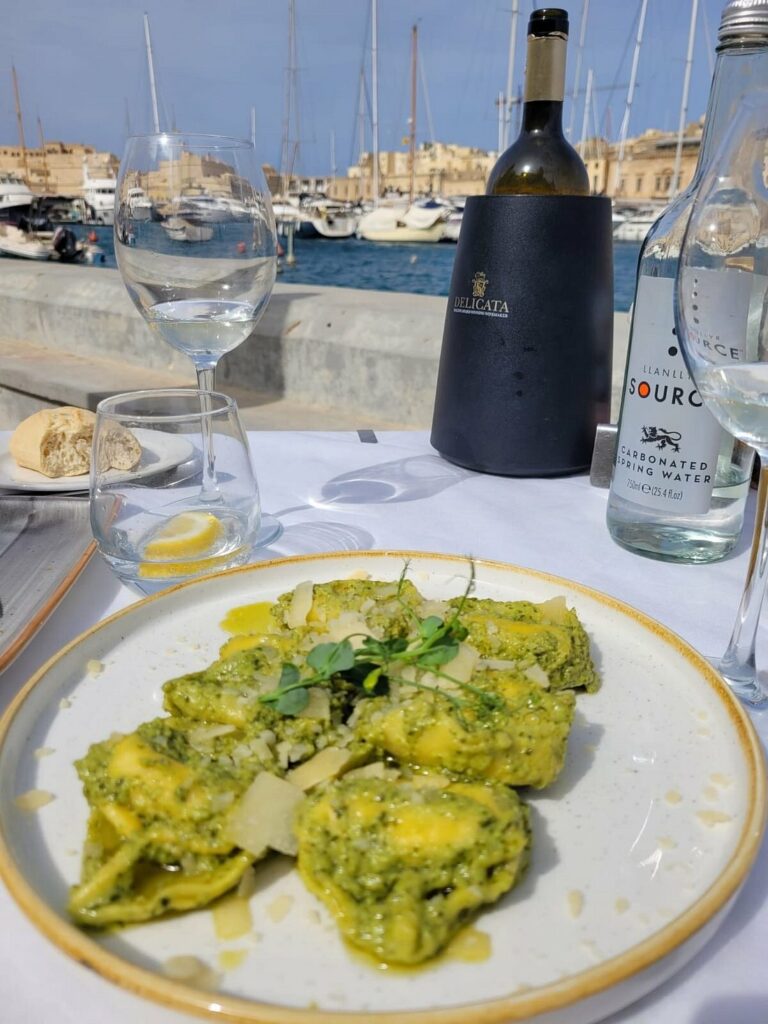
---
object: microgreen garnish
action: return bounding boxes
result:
[259,560,500,717]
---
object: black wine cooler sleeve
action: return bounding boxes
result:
[431,195,614,477]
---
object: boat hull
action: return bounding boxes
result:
[359,222,445,243]
[161,217,214,242]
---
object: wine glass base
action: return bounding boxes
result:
[254,513,282,549]
[709,658,768,709]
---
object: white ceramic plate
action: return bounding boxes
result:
[0,552,764,1024]
[0,429,194,492]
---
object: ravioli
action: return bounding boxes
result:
[69,722,267,925]
[295,776,531,964]
[353,670,575,789]
[450,596,599,691]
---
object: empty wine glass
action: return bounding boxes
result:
[675,94,768,707]
[114,132,280,543]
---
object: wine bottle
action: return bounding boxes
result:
[487,8,589,198]
[430,9,612,477]
[606,0,766,564]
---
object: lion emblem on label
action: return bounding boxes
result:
[472,271,488,298]
[641,426,682,453]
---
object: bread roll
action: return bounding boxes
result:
[9,406,141,478]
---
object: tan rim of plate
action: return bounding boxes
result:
[0,539,95,675]
[0,550,765,1024]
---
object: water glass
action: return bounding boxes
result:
[91,389,260,594]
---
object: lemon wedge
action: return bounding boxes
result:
[137,551,235,580]
[142,511,223,561]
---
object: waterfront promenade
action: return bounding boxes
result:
[0,260,630,430]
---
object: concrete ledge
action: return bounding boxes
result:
[0,261,630,428]
[0,339,187,410]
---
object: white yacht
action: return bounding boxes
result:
[126,186,153,221]
[161,216,214,243]
[298,198,358,239]
[82,159,116,225]
[0,172,34,217]
[175,194,232,223]
[613,210,658,243]
[357,202,447,243]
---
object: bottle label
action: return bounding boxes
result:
[682,263,752,365]
[612,275,724,514]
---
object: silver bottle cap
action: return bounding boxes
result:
[719,0,768,43]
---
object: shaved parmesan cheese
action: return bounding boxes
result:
[287,747,353,790]
[325,611,373,648]
[296,687,331,721]
[523,664,550,688]
[14,789,55,812]
[86,659,104,676]
[346,569,370,581]
[539,596,569,624]
[479,658,519,671]
[225,772,304,857]
[189,724,237,748]
[445,642,479,684]
[33,747,55,760]
[419,599,450,620]
[163,955,221,990]
[285,581,314,629]
[344,761,398,781]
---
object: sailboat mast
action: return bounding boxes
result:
[143,13,161,134]
[11,67,29,185]
[408,24,418,203]
[251,106,257,147]
[579,68,593,163]
[37,115,50,193]
[567,0,589,140]
[613,0,648,198]
[670,0,699,199]
[502,1,519,152]
[330,129,337,180]
[371,0,380,205]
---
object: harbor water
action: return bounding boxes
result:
[79,225,641,312]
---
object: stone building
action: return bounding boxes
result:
[325,127,702,203]
[330,142,496,201]
[0,141,118,196]
[580,122,702,203]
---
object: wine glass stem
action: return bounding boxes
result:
[718,455,768,702]
[195,364,219,500]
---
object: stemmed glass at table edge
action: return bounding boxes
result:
[674,95,768,709]
[113,131,280,543]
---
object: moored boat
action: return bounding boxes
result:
[358,202,446,243]
[126,186,153,221]
[613,210,658,242]
[82,160,116,225]
[304,199,359,239]
[0,222,50,260]
[161,216,214,242]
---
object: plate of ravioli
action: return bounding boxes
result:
[0,551,764,1024]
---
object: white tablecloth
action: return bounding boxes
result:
[1,430,766,1024]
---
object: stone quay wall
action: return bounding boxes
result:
[0,262,629,428]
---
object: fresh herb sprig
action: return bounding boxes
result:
[259,562,502,717]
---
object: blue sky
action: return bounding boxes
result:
[3,0,728,174]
